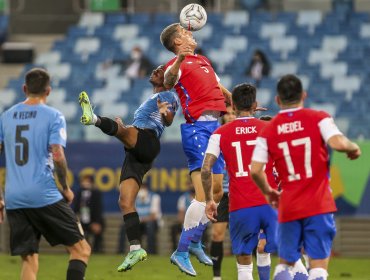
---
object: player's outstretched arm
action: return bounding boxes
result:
[201,153,218,222]
[164,46,191,89]
[51,144,74,204]
[218,83,232,106]
[251,161,280,208]
[327,135,361,160]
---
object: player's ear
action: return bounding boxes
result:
[23,84,27,95]
[45,86,51,97]
[275,95,281,106]
[302,91,307,101]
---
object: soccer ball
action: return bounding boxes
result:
[179,3,207,31]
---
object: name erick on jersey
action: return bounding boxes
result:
[252,107,341,223]
[165,54,226,123]
[206,117,276,212]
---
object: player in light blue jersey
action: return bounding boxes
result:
[0,68,90,280]
[79,65,179,272]
[210,105,235,280]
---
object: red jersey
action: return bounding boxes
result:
[252,108,342,222]
[165,54,226,123]
[206,117,276,212]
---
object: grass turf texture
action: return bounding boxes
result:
[1,254,370,279]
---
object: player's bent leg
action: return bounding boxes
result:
[211,222,227,279]
[117,178,147,272]
[20,254,39,280]
[256,237,271,280]
[236,255,253,280]
[66,239,91,280]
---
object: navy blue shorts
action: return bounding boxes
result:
[181,121,224,174]
[278,213,336,263]
[229,205,278,255]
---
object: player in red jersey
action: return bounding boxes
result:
[251,74,361,280]
[201,83,277,280]
[160,23,232,276]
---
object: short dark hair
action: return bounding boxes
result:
[232,83,256,111]
[25,68,50,94]
[160,23,180,53]
[259,115,273,121]
[276,74,303,104]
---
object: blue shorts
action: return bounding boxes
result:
[229,205,278,255]
[181,121,224,174]
[278,213,336,263]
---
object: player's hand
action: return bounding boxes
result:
[177,45,193,61]
[62,188,74,204]
[0,199,4,224]
[157,99,170,116]
[347,144,361,160]
[205,200,218,222]
[115,117,125,127]
[266,188,281,209]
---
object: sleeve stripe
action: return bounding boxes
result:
[318,117,343,143]
[205,134,221,158]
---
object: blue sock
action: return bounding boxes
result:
[274,265,292,280]
[293,272,308,280]
[258,265,271,280]
[311,278,324,280]
[191,223,207,243]
[177,227,196,252]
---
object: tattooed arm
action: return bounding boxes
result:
[51,144,74,204]
[201,153,218,221]
[218,83,232,106]
[164,54,185,89]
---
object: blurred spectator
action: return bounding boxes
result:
[73,174,105,253]
[245,49,270,86]
[239,0,265,10]
[121,46,154,79]
[118,184,162,254]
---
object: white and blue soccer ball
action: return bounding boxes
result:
[179,3,207,31]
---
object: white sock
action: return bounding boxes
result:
[257,252,271,267]
[183,200,205,230]
[200,209,210,225]
[237,263,253,280]
[213,277,222,280]
[274,264,293,279]
[292,259,309,276]
[92,114,98,124]
[308,268,328,280]
[129,244,141,252]
[302,254,310,270]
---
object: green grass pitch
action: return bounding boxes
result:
[1,254,370,279]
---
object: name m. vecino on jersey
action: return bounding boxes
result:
[277,121,304,134]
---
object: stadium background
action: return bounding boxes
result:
[0,0,369,264]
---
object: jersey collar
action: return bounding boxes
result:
[279,107,303,114]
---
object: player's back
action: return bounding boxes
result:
[0,103,65,209]
[165,54,225,122]
[260,107,337,221]
[215,117,268,212]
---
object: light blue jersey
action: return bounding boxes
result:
[0,103,66,209]
[222,167,229,193]
[132,91,179,138]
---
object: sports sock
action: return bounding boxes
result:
[191,211,209,243]
[308,268,328,280]
[177,200,204,252]
[237,263,253,280]
[257,252,271,280]
[123,212,141,250]
[95,116,118,136]
[67,259,87,280]
[274,264,293,280]
[292,259,309,280]
[210,241,223,277]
